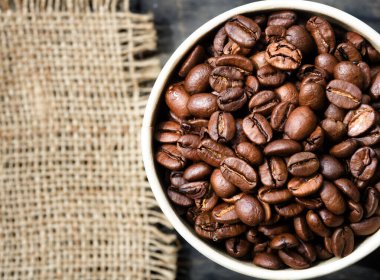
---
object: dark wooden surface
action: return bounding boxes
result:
[131,1,380,279]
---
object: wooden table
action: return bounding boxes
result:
[131,1,380,279]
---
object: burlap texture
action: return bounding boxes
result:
[0,1,177,279]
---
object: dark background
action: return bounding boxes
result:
[131,0,380,279]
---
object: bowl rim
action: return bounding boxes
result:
[141,0,380,279]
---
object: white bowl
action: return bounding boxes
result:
[142,1,380,279]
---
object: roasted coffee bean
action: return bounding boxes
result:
[187,93,218,118]
[270,101,296,132]
[218,87,247,112]
[357,61,372,90]
[333,178,360,202]
[285,106,317,140]
[294,215,314,241]
[225,15,261,48]
[197,139,234,167]
[295,197,323,210]
[318,209,344,227]
[364,187,379,218]
[288,174,323,197]
[167,187,194,207]
[208,111,236,143]
[180,118,208,135]
[299,82,325,111]
[297,64,328,85]
[184,63,212,94]
[244,76,260,99]
[243,113,273,145]
[231,119,249,148]
[183,162,212,182]
[235,194,264,226]
[345,32,367,57]
[221,157,258,192]
[258,224,290,237]
[333,61,363,89]
[156,144,187,171]
[315,53,338,76]
[246,228,264,243]
[170,171,187,187]
[303,126,325,152]
[275,82,299,105]
[250,51,268,70]
[297,241,317,263]
[326,79,362,110]
[320,181,346,215]
[268,11,297,28]
[253,252,284,270]
[350,147,378,181]
[286,25,314,55]
[288,152,320,177]
[347,200,364,223]
[248,90,279,116]
[350,216,380,236]
[177,134,201,161]
[258,186,293,204]
[178,181,208,199]
[320,118,347,143]
[355,126,380,146]
[165,83,191,119]
[334,42,362,62]
[213,27,229,56]
[264,139,302,156]
[155,121,182,143]
[223,38,252,56]
[319,155,345,180]
[179,45,207,77]
[195,187,219,212]
[330,139,358,158]
[265,41,302,70]
[209,66,244,93]
[324,236,333,254]
[278,249,310,269]
[315,243,334,260]
[270,233,299,249]
[306,210,332,237]
[324,103,346,122]
[370,72,380,100]
[235,142,263,165]
[210,169,238,198]
[215,54,254,73]
[225,238,251,258]
[257,64,286,87]
[331,226,355,257]
[259,157,288,187]
[306,16,336,54]
[212,203,240,224]
[275,202,304,218]
[265,25,286,43]
[343,104,376,137]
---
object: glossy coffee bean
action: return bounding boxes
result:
[248,90,279,116]
[334,42,362,62]
[225,238,251,258]
[306,16,336,54]
[156,144,187,171]
[286,25,314,55]
[299,82,325,111]
[197,139,234,167]
[331,226,355,257]
[347,200,364,223]
[315,243,333,260]
[215,54,254,73]
[221,157,258,192]
[178,181,209,199]
[265,41,302,70]
[315,53,338,75]
[306,210,332,237]
[225,15,261,48]
[231,119,249,148]
[210,169,238,198]
[297,241,317,263]
[350,216,380,236]
[329,139,358,158]
[350,147,378,181]
[187,93,218,118]
[246,228,264,244]
[288,174,323,197]
[212,203,239,224]
[320,181,346,215]
[370,72,380,100]
[250,51,268,70]
[170,171,187,187]
[270,101,296,132]
[208,111,236,143]
[179,45,207,77]
[320,118,347,143]
[278,249,310,269]
[318,209,344,227]
[177,134,202,161]
[333,178,360,202]
[355,126,380,146]
[364,187,379,218]
[319,155,345,180]
[155,121,182,143]
[180,118,208,135]
[235,194,264,226]
[258,224,290,237]
[243,113,273,145]
[259,157,288,188]
[167,187,194,207]
[217,87,247,112]
[333,61,363,89]
[294,215,314,241]
[253,252,283,270]
[209,66,244,93]
[302,126,324,152]
[165,83,191,119]
[245,75,260,98]
[213,27,228,56]
[295,197,323,210]
[184,63,212,94]
[195,188,219,212]
[264,139,302,156]
[285,106,317,140]
[235,142,263,165]
[326,79,362,110]
[275,82,299,105]
[258,186,293,204]
[183,162,212,182]
[270,233,299,249]
[324,103,346,122]
[257,65,286,87]
[275,202,304,218]
[268,10,297,28]
[265,25,286,43]
[343,104,376,137]
[288,152,320,177]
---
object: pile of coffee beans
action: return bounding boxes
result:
[154,10,380,269]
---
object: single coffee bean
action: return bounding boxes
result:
[208,111,236,143]
[350,147,378,181]
[306,210,332,237]
[259,157,288,188]
[215,54,254,73]
[355,126,380,146]
[170,171,187,187]
[345,31,367,57]
[265,25,286,43]
[183,162,212,182]
[213,27,228,56]
[270,233,299,249]
[334,42,362,62]
[265,41,302,70]
[187,93,218,118]
[245,75,260,98]
[357,61,372,90]
[326,79,362,110]
[331,226,355,257]
[299,82,325,111]
[225,237,251,258]
[350,216,380,236]
[288,174,323,197]
[246,228,264,243]
[306,16,336,54]
[364,187,379,218]
[294,215,314,241]
[165,83,191,119]
[319,155,345,180]
[243,113,273,145]
[318,209,344,227]
[217,87,247,112]
[347,200,364,223]
[155,121,182,143]
[195,187,219,212]
[320,118,347,143]
[275,202,304,218]
[270,101,296,132]
[209,66,244,93]
[297,241,317,263]
[264,139,302,157]
[180,118,208,135]
[257,64,286,87]
[225,15,261,48]
[268,10,297,28]
[258,224,290,237]
[235,142,263,165]
[315,53,338,75]
[167,187,194,207]
[286,25,314,55]
[177,134,202,161]
[297,64,328,85]
[260,200,273,224]
[320,181,346,215]
[285,106,317,140]
[197,138,234,167]
[295,197,323,210]
[253,252,283,270]
[370,72,380,100]
[221,157,258,192]
[278,249,310,269]
[303,126,325,152]
[333,178,360,202]
[210,169,238,198]
[288,152,320,177]
[212,203,240,224]
[275,82,299,105]
[330,139,358,158]
[248,90,279,116]
[235,194,264,226]
[333,61,363,89]
[156,144,187,171]
[178,181,208,199]
[223,38,252,56]
[179,45,207,77]
[324,103,346,122]
[343,104,376,137]
[250,51,269,70]
[184,63,212,94]
[258,186,293,204]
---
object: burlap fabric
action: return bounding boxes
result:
[0,1,177,279]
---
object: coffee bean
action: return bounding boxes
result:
[250,51,268,70]
[288,152,320,177]
[286,25,314,55]
[347,200,364,223]
[184,63,212,94]
[258,224,290,237]
[215,54,254,73]
[177,134,202,161]
[270,101,296,132]
[344,104,376,137]
[355,126,380,146]
[319,155,345,180]
[270,233,299,249]
[330,139,358,158]
[179,45,207,77]
[246,228,264,243]
[333,61,363,89]
[208,111,236,143]
[275,82,299,105]
[331,226,355,257]
[243,113,273,145]
[235,194,264,226]
[225,237,251,258]
[212,203,240,224]
[178,181,208,199]
[165,83,191,119]
[334,178,360,202]
[275,202,304,218]
[299,82,325,111]
[320,181,346,215]
[258,186,293,204]
[345,32,367,57]
[288,174,323,197]
[224,38,251,56]
[326,79,362,109]
[155,121,182,143]
[221,157,258,192]
[183,162,212,182]
[334,42,362,62]
[285,106,317,140]
[297,64,328,85]
[306,210,332,237]
[235,142,263,165]
[197,139,234,167]
[187,93,218,118]
[210,169,238,198]
[264,139,302,156]
[231,119,249,148]
[364,187,379,218]
[315,243,333,260]
[357,61,372,90]
[225,15,261,48]
[156,144,187,171]
[170,171,187,187]
[320,118,347,143]
[265,25,286,43]
[195,187,219,212]
[350,216,380,236]
[180,118,208,135]
[259,157,288,187]
[278,249,310,269]
[315,53,338,75]
[324,103,346,122]
[295,197,323,210]
[217,87,247,112]
[318,209,344,227]
[268,11,297,28]
[294,215,314,241]
[213,27,228,56]
[209,66,244,93]
[253,252,284,270]
[257,64,286,87]
[245,75,260,98]
[248,90,279,116]
[303,126,325,152]
[265,41,302,70]
[167,187,194,207]
[350,147,378,181]
[370,72,380,100]
[297,241,317,263]
[306,16,336,54]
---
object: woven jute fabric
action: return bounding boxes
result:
[0,1,177,279]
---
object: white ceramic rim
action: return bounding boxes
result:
[142,1,380,279]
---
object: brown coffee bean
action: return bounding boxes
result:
[265,25,286,43]
[294,215,314,241]
[344,104,376,137]
[177,134,202,161]
[248,90,279,116]
[324,103,346,122]
[245,75,260,98]
[178,181,208,199]
[213,27,228,56]
[330,139,358,158]
[319,155,345,180]
[331,226,354,257]
[357,61,372,90]
[315,53,338,75]
[243,113,273,145]
[347,200,364,223]
[215,54,254,73]
[197,139,234,167]
[324,236,333,254]
[370,72,380,100]
[210,169,238,198]
[295,197,323,210]
[275,202,304,218]
[268,11,297,28]
[183,162,212,182]
[220,157,258,192]
[285,106,317,140]
[364,187,379,218]
[195,187,219,212]
[288,152,320,177]
[223,38,252,56]
[246,228,264,243]
[184,63,212,94]
[297,241,317,263]
[318,209,344,227]
[156,144,187,171]
[235,142,263,165]
[253,252,284,270]
[259,157,288,188]
[320,118,347,143]
[334,42,362,62]
[264,139,302,156]
[155,121,182,143]
[187,93,218,118]
[180,118,208,135]
[350,147,378,181]
[258,224,290,237]
[275,82,299,105]
[225,15,261,48]
[258,186,293,204]
[209,66,244,93]
[265,41,302,70]
[333,61,363,89]
[257,65,286,87]
[333,178,360,202]
[288,174,323,197]
[306,210,332,237]
[326,79,362,110]
[315,243,333,260]
[250,51,268,70]
[165,83,191,119]
[270,233,299,249]
[320,181,346,215]
[278,249,310,269]
[297,64,328,86]
[286,25,314,55]
[355,125,380,146]
[345,31,367,57]
[299,82,325,111]
[270,101,296,132]
[217,87,247,112]
[170,171,187,187]
[179,45,207,77]
[225,238,251,258]
[231,119,249,148]
[208,111,236,143]
[235,194,264,226]
[306,16,336,54]
[303,126,325,152]
[350,216,380,236]
[212,203,240,224]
